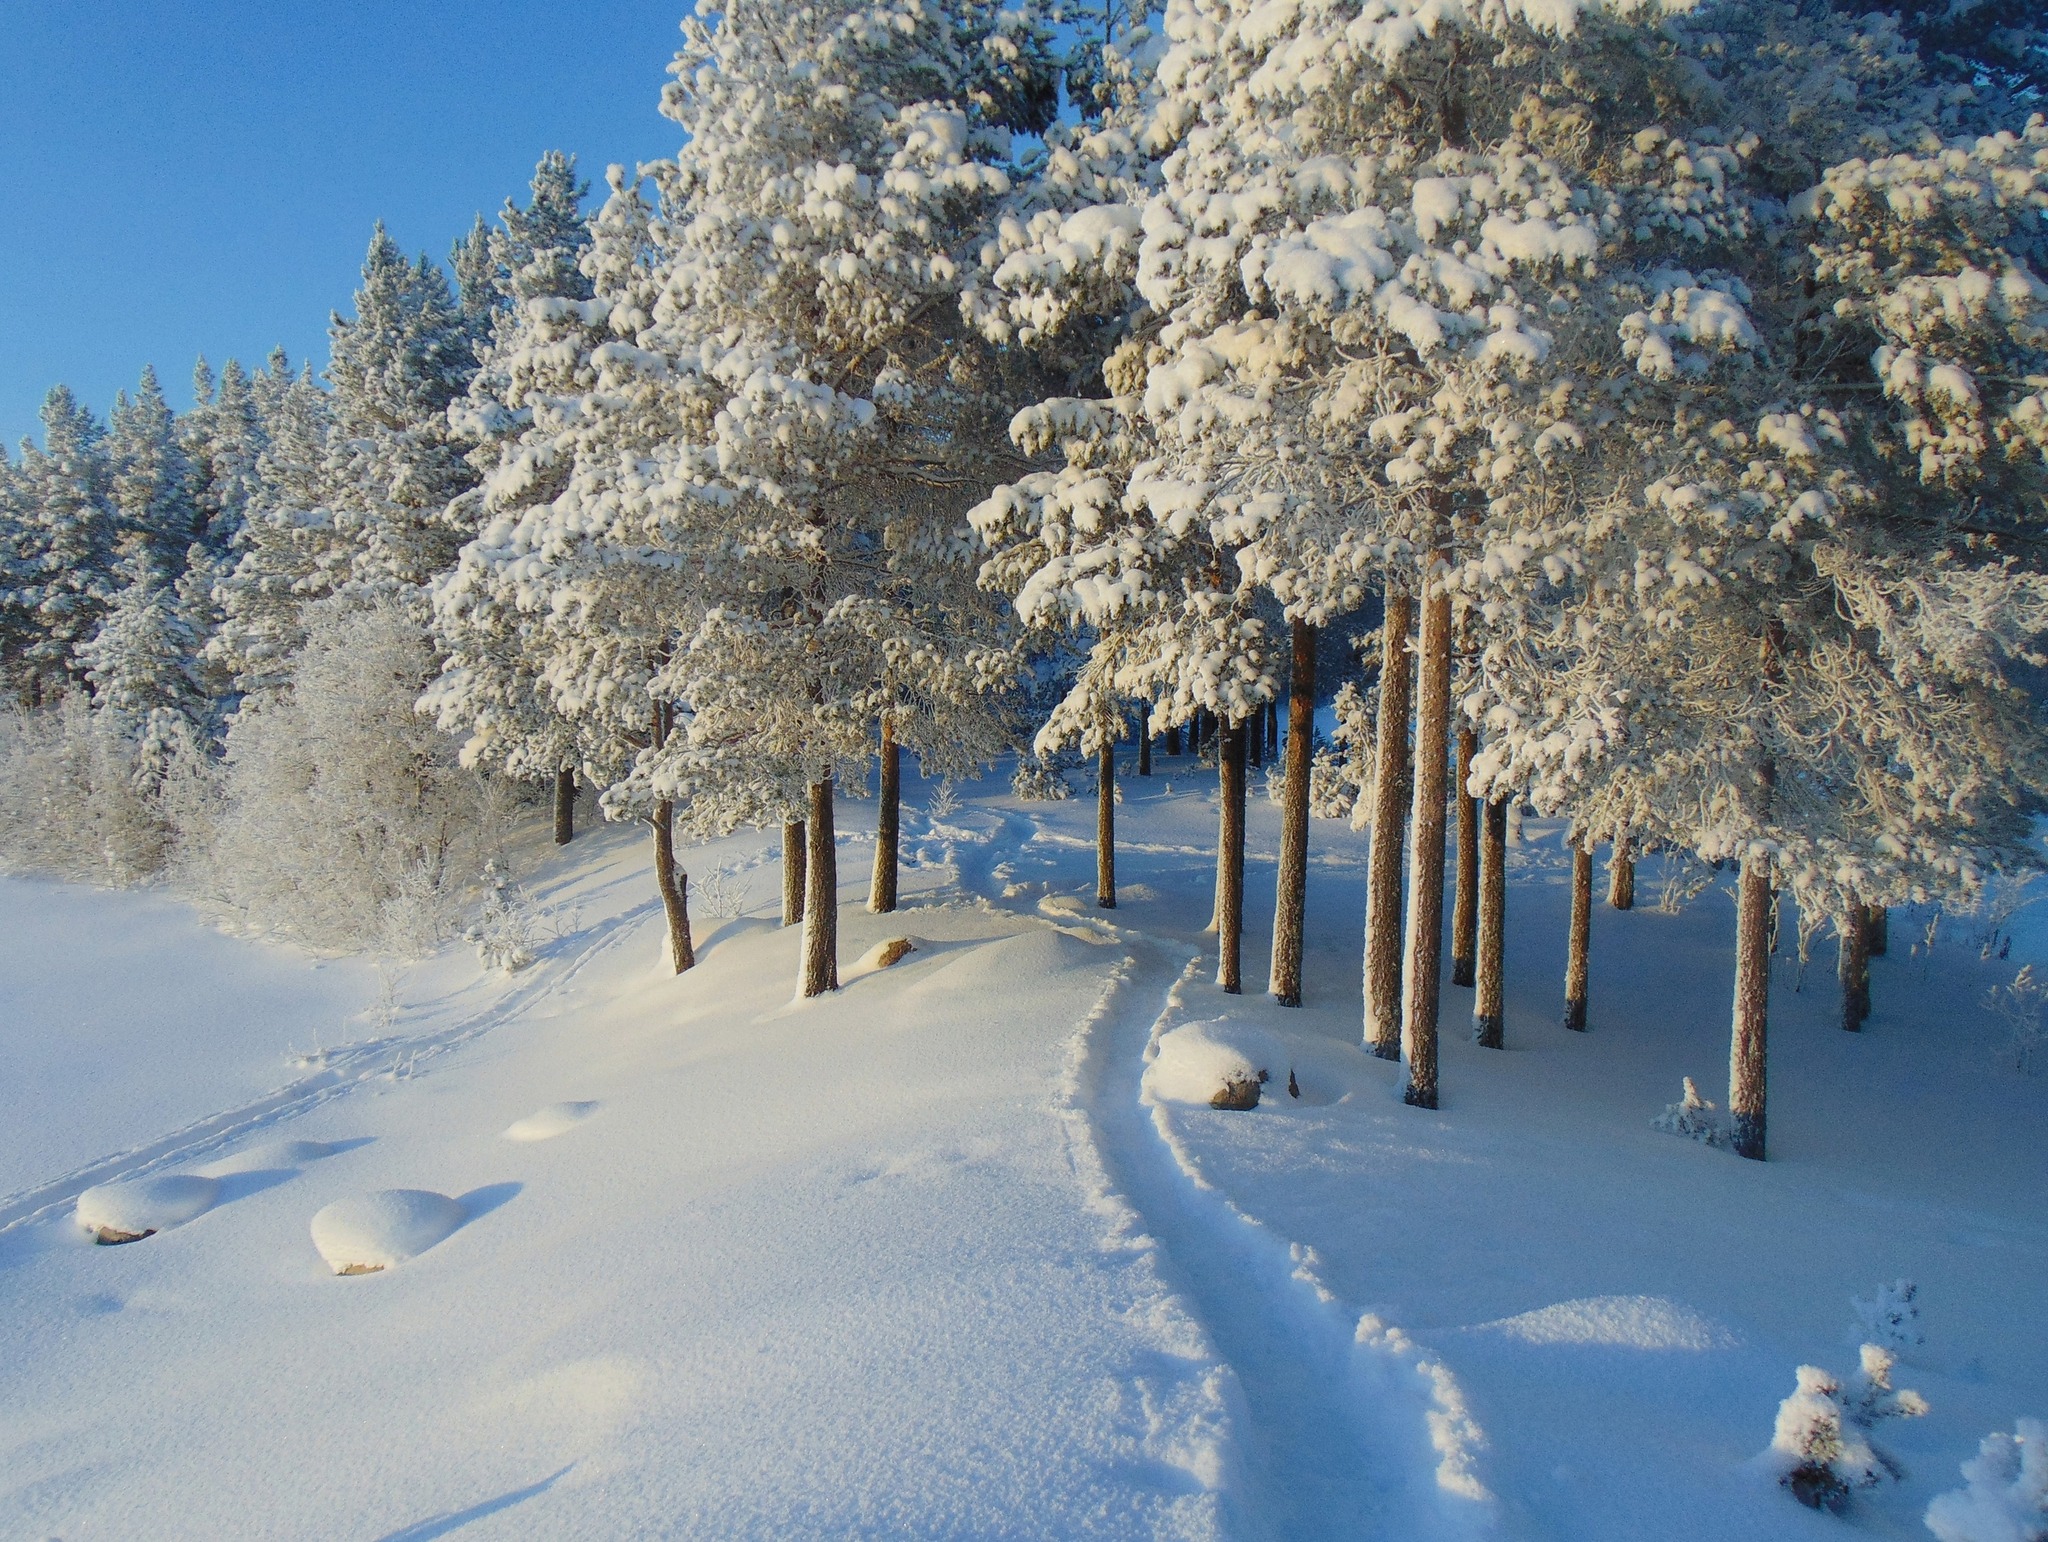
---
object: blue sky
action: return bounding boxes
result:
[1,1,687,449]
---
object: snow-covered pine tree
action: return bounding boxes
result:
[78,550,205,730]
[600,0,1057,997]
[181,356,265,558]
[106,366,200,573]
[8,387,118,703]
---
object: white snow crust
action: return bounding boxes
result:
[502,1102,599,1142]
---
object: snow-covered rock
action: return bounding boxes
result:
[75,1174,221,1243]
[853,938,916,973]
[502,1102,599,1142]
[310,1189,465,1275]
[1146,1019,1287,1110]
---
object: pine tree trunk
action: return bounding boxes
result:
[553,768,575,846]
[1450,728,1478,988]
[800,777,838,997]
[1564,841,1593,1031]
[1267,699,1279,755]
[1270,618,1316,1007]
[1475,798,1507,1048]
[1609,834,1635,911]
[869,717,899,914]
[1097,736,1117,909]
[1248,704,1263,770]
[1216,720,1247,993]
[1166,723,1182,757]
[782,820,806,928]
[1729,854,1772,1161]
[653,798,694,974]
[1138,726,1151,777]
[1364,591,1413,1060]
[1839,901,1871,1031]
[1402,580,1452,1109]
[1868,904,1888,956]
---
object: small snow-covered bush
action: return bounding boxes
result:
[1653,1077,1730,1147]
[466,861,540,972]
[1853,1280,1924,1356]
[1985,965,2048,1075]
[1844,1344,1929,1428]
[1924,1418,2048,1542]
[1766,1351,1925,1511]
[1012,754,1072,800]
[194,601,491,952]
[925,778,959,819]
[693,862,751,919]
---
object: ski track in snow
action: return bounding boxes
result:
[0,884,657,1237]
[938,801,1490,1541]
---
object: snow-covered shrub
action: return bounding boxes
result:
[465,861,539,972]
[0,697,204,882]
[925,779,959,819]
[193,601,489,951]
[1853,1280,1925,1356]
[1012,754,1072,800]
[1766,1352,1924,1511]
[1653,1078,1730,1147]
[1844,1344,1929,1428]
[1924,1419,2048,1542]
[693,862,751,920]
[1985,966,2048,1075]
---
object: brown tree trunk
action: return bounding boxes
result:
[653,798,694,973]
[1868,904,1888,956]
[869,716,899,914]
[782,820,806,928]
[1475,798,1507,1048]
[553,768,575,846]
[1729,854,1772,1160]
[1564,841,1593,1031]
[1267,700,1280,755]
[1609,834,1635,910]
[1216,720,1247,993]
[1247,703,1263,770]
[1839,901,1870,1031]
[1166,723,1182,757]
[1097,735,1116,909]
[1365,592,1413,1059]
[800,777,838,997]
[1402,579,1452,1109]
[1451,728,1478,988]
[1271,619,1316,1007]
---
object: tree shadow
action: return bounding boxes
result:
[374,1463,573,1540]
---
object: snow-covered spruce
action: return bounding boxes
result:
[1764,1350,1926,1511]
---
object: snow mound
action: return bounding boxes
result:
[845,937,917,979]
[202,1138,344,1174]
[1468,1295,1740,1350]
[75,1174,221,1241]
[1146,1018,1287,1108]
[310,1189,465,1275]
[502,1102,599,1142]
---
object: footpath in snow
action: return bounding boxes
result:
[1,763,2044,1540]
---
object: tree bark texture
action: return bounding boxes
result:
[1097,736,1117,909]
[1729,854,1772,1160]
[782,820,806,928]
[869,717,899,914]
[1475,798,1507,1048]
[1270,618,1316,1007]
[1402,581,1452,1109]
[1609,835,1634,911]
[800,777,838,997]
[1166,723,1182,756]
[553,768,575,846]
[1839,901,1871,1031]
[653,798,694,974]
[1138,726,1151,777]
[1868,904,1888,956]
[1450,728,1478,987]
[1365,591,1413,1060]
[1216,721,1247,993]
[1564,842,1592,1031]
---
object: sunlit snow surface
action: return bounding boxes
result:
[0,765,2043,1540]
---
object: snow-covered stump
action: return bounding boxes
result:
[782,820,806,928]
[1451,728,1478,989]
[1475,798,1508,1049]
[1270,617,1315,1007]
[870,717,900,915]
[553,767,575,846]
[1839,902,1871,1032]
[1564,842,1593,1032]
[1402,571,1452,1110]
[1730,854,1772,1161]
[1096,737,1116,910]
[75,1174,221,1244]
[1364,590,1412,1061]
[1215,722,1247,994]
[1609,834,1634,911]
[800,776,838,997]
[310,1190,464,1276]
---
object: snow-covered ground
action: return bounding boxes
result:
[1,763,2043,1540]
